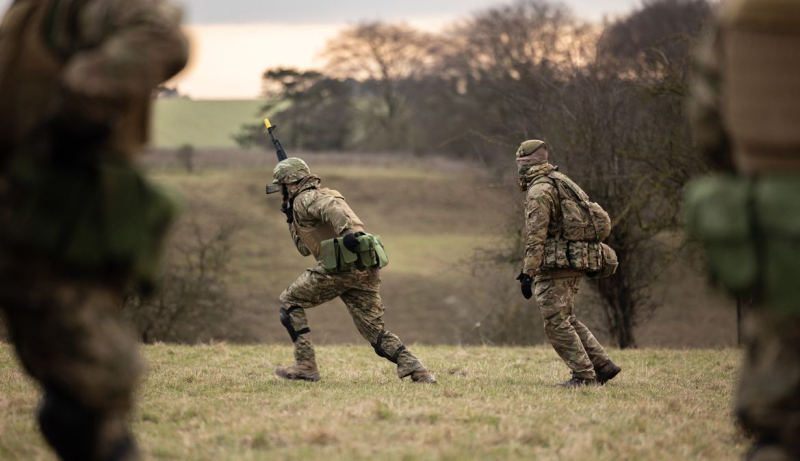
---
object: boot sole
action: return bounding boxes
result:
[275,370,320,382]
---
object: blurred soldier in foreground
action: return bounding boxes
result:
[0,0,188,459]
[687,1,800,459]
[268,158,436,383]
[516,140,621,388]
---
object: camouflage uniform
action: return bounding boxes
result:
[517,141,617,384]
[0,0,188,459]
[688,1,800,459]
[271,159,433,382]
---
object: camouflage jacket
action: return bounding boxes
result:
[0,0,189,159]
[288,176,364,258]
[521,163,562,275]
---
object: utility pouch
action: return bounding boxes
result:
[755,177,800,314]
[543,239,570,269]
[7,156,176,286]
[587,243,618,280]
[318,233,389,271]
[684,175,758,294]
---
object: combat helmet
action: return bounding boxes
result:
[272,158,311,185]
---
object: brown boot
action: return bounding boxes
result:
[409,368,437,384]
[275,361,320,382]
[595,361,622,385]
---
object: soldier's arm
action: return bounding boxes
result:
[522,184,556,275]
[288,223,311,257]
[63,0,189,102]
[689,27,734,172]
[305,193,355,237]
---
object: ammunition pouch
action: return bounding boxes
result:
[372,330,405,364]
[685,175,800,315]
[542,239,618,279]
[280,306,310,342]
[318,233,389,272]
[4,156,176,287]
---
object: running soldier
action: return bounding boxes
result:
[268,158,436,383]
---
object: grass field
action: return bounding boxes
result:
[151,99,265,149]
[0,345,748,460]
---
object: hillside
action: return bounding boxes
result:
[151,99,264,149]
[0,345,747,460]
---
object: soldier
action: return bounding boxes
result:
[516,140,621,388]
[0,0,188,459]
[268,158,436,383]
[687,1,800,459]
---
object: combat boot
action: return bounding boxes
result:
[275,361,320,382]
[409,368,437,384]
[555,376,598,388]
[595,360,622,385]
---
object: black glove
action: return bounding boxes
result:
[516,272,533,300]
[342,233,361,253]
[280,202,293,224]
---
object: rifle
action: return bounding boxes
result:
[263,119,294,221]
[264,118,287,196]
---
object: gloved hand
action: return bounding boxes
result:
[281,202,293,224]
[342,233,361,253]
[516,272,533,300]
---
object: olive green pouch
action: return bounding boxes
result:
[684,175,758,293]
[353,234,389,269]
[319,238,339,270]
[756,178,800,314]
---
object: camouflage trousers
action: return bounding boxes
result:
[736,308,800,461]
[0,251,140,460]
[534,276,611,379]
[279,264,424,378]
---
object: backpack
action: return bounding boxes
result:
[537,171,612,243]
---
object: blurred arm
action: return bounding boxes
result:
[523,184,555,275]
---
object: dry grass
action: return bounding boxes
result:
[0,344,748,460]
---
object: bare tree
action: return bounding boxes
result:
[122,219,241,343]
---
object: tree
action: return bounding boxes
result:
[122,219,241,343]
[235,68,354,151]
[322,22,442,151]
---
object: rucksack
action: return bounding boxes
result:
[536,171,612,243]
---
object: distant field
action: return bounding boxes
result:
[0,344,748,461]
[151,99,265,149]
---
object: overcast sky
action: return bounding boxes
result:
[0,0,642,99]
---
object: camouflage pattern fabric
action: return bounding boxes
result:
[0,0,187,458]
[534,277,610,379]
[0,252,140,459]
[280,264,424,378]
[736,308,800,460]
[688,4,800,458]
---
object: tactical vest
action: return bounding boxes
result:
[721,0,800,174]
[532,171,617,278]
[292,188,365,259]
[0,0,151,163]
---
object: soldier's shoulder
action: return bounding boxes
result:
[526,178,557,199]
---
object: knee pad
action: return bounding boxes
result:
[280,306,310,342]
[372,330,406,364]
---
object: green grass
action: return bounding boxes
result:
[151,100,265,149]
[0,345,748,460]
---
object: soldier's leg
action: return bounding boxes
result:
[2,277,140,461]
[736,310,800,460]
[535,276,595,379]
[565,279,611,368]
[278,266,347,368]
[340,269,425,379]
